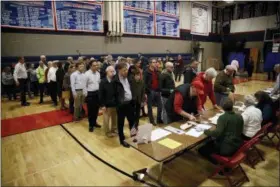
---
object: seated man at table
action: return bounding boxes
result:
[241,95,262,140]
[192,67,221,112]
[214,65,235,106]
[198,98,244,166]
[164,82,204,124]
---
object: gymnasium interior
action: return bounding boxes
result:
[1,1,280,186]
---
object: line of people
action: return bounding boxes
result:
[7,54,280,151]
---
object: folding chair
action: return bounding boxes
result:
[243,123,273,169]
[208,137,260,186]
[244,135,265,169]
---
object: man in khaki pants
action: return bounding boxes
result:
[99,66,117,137]
[70,62,86,121]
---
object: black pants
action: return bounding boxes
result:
[18,79,27,105]
[175,68,182,81]
[147,90,162,124]
[3,84,16,100]
[247,70,253,78]
[87,91,100,129]
[135,102,141,128]
[31,81,39,96]
[241,134,251,141]
[49,81,58,105]
[69,88,74,114]
[117,101,135,144]
[198,140,236,165]
[268,71,276,81]
[39,83,45,102]
[233,70,236,78]
[141,106,146,116]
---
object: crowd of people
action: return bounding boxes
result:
[2,54,280,152]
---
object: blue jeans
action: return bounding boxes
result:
[215,92,229,106]
[147,90,162,124]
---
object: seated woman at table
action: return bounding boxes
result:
[164,82,204,124]
[198,98,244,166]
[241,95,262,140]
[271,64,280,96]
[255,91,277,126]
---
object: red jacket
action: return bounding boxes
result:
[192,72,216,111]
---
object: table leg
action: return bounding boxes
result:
[158,162,164,182]
[132,162,166,187]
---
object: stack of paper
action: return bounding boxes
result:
[195,124,212,130]
[185,124,212,137]
[164,126,185,135]
[209,112,223,125]
[271,95,280,100]
[264,88,273,93]
[158,138,182,149]
[233,105,246,112]
[185,128,204,137]
[151,128,171,141]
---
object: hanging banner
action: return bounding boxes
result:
[124,1,154,11]
[124,9,154,35]
[156,14,179,37]
[54,1,103,32]
[155,1,179,16]
[1,1,55,30]
[191,3,209,36]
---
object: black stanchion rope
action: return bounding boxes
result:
[60,124,158,187]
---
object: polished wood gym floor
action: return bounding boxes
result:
[1,74,279,186]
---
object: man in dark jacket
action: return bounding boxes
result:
[144,58,163,125]
[113,62,134,148]
[183,59,199,84]
[56,62,65,103]
[160,62,175,124]
[198,98,244,167]
[175,55,184,82]
[214,65,235,106]
[165,82,203,124]
[131,69,145,129]
[100,55,112,79]
[99,66,118,137]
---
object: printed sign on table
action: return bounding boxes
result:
[1,1,55,29]
[55,1,103,32]
[155,1,179,16]
[156,14,179,37]
[191,3,209,36]
[124,9,154,35]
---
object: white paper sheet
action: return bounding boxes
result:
[264,88,273,93]
[209,116,219,125]
[195,124,212,130]
[164,126,185,135]
[151,128,171,141]
[233,105,246,112]
[185,128,204,137]
[209,112,224,125]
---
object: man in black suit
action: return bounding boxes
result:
[183,59,199,84]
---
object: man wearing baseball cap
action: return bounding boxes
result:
[164,83,204,124]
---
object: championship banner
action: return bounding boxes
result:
[191,3,209,36]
